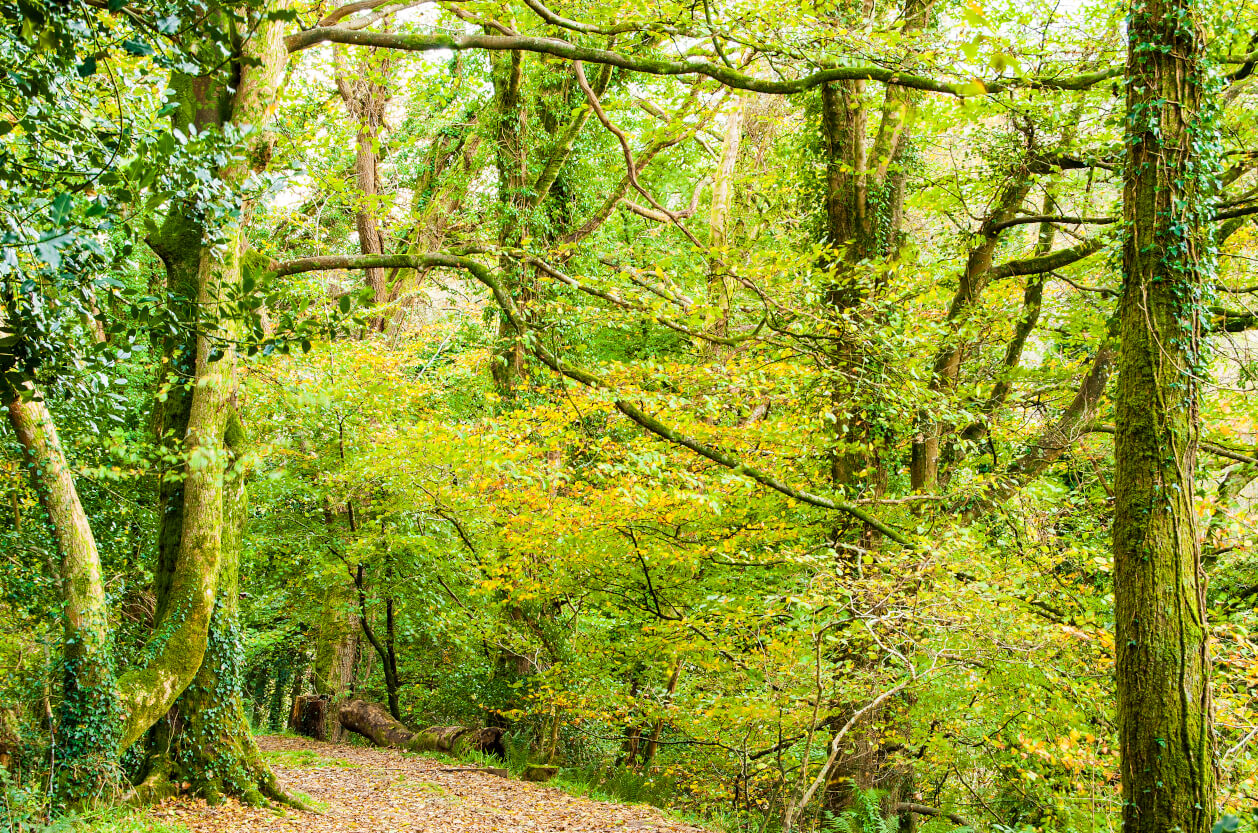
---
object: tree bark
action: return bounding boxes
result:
[1113,0,1217,827]
[311,581,359,741]
[707,96,744,344]
[131,6,292,806]
[142,415,285,806]
[489,48,529,395]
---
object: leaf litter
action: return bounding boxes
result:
[149,735,712,832]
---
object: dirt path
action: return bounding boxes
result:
[149,735,711,832]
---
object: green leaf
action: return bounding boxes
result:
[121,39,153,57]
[1212,816,1241,833]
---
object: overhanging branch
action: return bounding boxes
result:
[286,26,1120,97]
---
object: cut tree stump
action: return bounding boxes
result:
[338,699,506,757]
[289,694,330,740]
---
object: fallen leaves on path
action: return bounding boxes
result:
[149,735,712,833]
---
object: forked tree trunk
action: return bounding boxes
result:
[1113,0,1217,827]
[135,3,292,805]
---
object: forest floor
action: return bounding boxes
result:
[145,734,711,832]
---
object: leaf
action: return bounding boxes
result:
[120,39,154,57]
[49,193,73,225]
[1213,816,1241,833]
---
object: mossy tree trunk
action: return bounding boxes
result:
[819,0,927,493]
[1113,0,1217,828]
[312,581,359,742]
[135,3,291,804]
[4,389,119,801]
[149,416,284,805]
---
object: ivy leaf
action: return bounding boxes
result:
[120,39,153,57]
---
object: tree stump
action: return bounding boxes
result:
[0,707,19,772]
[289,694,330,740]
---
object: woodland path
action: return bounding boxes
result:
[148,735,711,833]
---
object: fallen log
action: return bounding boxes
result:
[338,699,506,757]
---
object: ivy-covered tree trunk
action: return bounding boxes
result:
[5,389,119,800]
[152,415,284,805]
[819,0,927,493]
[135,3,291,803]
[1113,0,1217,827]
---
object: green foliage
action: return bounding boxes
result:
[1,0,1257,830]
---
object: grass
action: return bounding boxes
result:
[286,790,328,813]
[261,748,358,769]
[14,807,191,833]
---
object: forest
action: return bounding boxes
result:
[0,0,1256,830]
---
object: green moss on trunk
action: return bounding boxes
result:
[1113,0,1218,828]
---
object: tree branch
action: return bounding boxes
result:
[285,26,1119,96]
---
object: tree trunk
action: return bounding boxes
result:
[707,96,744,344]
[147,416,284,806]
[4,389,118,799]
[909,173,1033,491]
[311,582,359,741]
[338,699,505,757]
[352,562,403,720]
[1113,0,1217,827]
[489,48,529,395]
[641,659,682,768]
[132,4,292,804]
[334,45,393,331]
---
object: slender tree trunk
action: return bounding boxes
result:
[707,96,744,344]
[334,45,393,331]
[4,389,118,799]
[909,174,1033,491]
[353,563,402,720]
[1113,0,1217,827]
[641,659,682,768]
